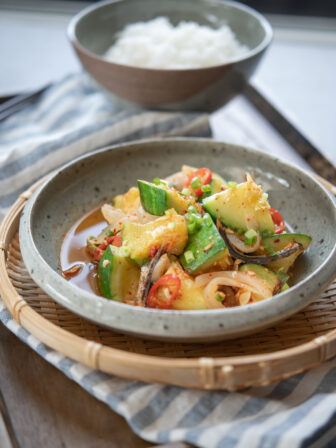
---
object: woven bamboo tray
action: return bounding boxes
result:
[0,175,336,391]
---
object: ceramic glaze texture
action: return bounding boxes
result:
[68,0,272,111]
[19,139,336,342]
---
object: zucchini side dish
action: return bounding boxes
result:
[63,166,311,310]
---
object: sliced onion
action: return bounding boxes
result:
[196,271,272,303]
[204,281,226,309]
[101,204,126,225]
[237,289,251,306]
[101,204,138,232]
[226,231,261,254]
[165,171,188,191]
[151,254,171,283]
[136,205,158,223]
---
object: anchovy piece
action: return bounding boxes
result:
[218,223,302,265]
[135,248,163,306]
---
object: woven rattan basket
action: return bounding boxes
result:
[0,174,336,391]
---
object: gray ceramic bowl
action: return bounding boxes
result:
[67,0,272,111]
[19,139,336,342]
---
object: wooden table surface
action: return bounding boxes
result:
[0,323,191,448]
[0,324,148,448]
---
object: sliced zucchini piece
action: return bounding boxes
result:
[98,245,140,300]
[165,262,206,310]
[239,263,281,295]
[122,210,188,260]
[261,233,312,273]
[203,177,275,234]
[137,180,190,216]
[180,214,229,274]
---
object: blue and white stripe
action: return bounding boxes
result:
[2,300,336,448]
[1,72,335,447]
[0,72,210,219]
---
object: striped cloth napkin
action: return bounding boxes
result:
[0,73,210,220]
[1,73,336,448]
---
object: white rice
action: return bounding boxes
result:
[104,17,249,69]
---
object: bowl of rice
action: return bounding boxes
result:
[68,0,272,111]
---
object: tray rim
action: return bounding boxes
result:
[0,174,336,390]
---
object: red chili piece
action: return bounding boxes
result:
[147,274,181,309]
[109,233,122,247]
[93,234,122,262]
[186,168,212,198]
[148,245,159,259]
[270,208,285,234]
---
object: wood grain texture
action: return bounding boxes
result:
[0,324,149,448]
[0,391,15,448]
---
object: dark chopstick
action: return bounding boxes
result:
[244,83,336,184]
[0,84,50,122]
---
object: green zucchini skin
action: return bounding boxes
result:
[180,214,227,273]
[138,180,190,215]
[98,245,140,300]
[137,180,166,216]
[98,245,115,299]
[202,181,275,234]
[239,263,281,294]
[261,233,312,273]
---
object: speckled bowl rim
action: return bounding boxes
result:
[67,0,273,73]
[19,138,336,341]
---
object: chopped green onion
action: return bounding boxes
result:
[244,229,258,239]
[195,216,203,228]
[184,250,195,264]
[187,205,197,214]
[243,229,258,246]
[280,283,290,292]
[277,271,290,285]
[244,236,257,246]
[153,177,168,187]
[106,229,115,237]
[190,176,201,189]
[187,222,197,234]
[215,292,225,302]
[203,213,213,227]
[201,184,212,193]
[181,188,191,196]
[261,229,272,238]
[187,214,196,224]
[227,181,237,189]
[119,246,130,257]
[265,245,278,257]
[262,192,269,202]
[236,228,245,236]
